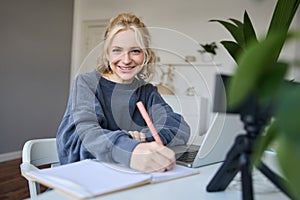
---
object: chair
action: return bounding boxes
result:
[20,138,60,198]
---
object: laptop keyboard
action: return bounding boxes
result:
[176,151,198,163]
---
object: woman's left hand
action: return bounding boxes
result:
[128,131,146,141]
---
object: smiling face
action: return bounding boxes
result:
[106,29,145,84]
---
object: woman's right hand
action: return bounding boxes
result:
[130,142,176,172]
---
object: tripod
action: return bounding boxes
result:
[206,114,292,200]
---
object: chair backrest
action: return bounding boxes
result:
[21,138,60,198]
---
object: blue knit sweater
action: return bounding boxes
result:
[56,70,190,167]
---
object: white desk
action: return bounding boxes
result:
[29,163,289,200]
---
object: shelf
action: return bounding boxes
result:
[158,61,221,67]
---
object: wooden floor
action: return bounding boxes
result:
[0,159,49,200]
[0,158,30,200]
[0,159,48,200]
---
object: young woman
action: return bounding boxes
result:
[56,13,190,172]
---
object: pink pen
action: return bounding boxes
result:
[136,101,163,145]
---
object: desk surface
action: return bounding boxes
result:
[29,163,289,200]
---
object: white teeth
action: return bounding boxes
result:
[119,66,134,70]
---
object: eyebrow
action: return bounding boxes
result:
[111,46,142,49]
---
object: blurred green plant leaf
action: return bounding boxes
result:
[266,0,300,62]
[277,135,300,199]
[252,119,279,166]
[257,62,288,103]
[220,41,243,64]
[267,0,300,37]
[210,10,257,60]
[228,32,286,108]
[243,11,258,46]
[209,19,245,47]
[276,84,300,141]
[229,18,243,27]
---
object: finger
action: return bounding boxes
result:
[147,142,175,161]
[151,152,174,171]
[151,157,175,172]
[129,131,146,141]
[149,146,176,172]
[128,131,138,140]
[128,131,135,139]
[139,132,146,141]
[156,145,176,163]
[133,131,142,140]
[130,142,175,172]
[165,160,176,171]
[148,159,166,172]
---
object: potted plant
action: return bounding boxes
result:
[197,42,218,62]
[211,0,300,199]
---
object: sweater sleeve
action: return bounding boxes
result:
[139,86,191,146]
[56,73,141,166]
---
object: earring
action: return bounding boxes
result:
[107,61,112,72]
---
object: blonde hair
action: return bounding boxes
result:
[97,13,156,80]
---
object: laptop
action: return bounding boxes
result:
[170,73,245,168]
[171,112,245,168]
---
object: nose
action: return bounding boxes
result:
[122,52,131,65]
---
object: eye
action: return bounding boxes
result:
[112,48,122,54]
[131,49,142,55]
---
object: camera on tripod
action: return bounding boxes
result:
[207,74,291,200]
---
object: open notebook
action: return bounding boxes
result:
[22,159,199,199]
